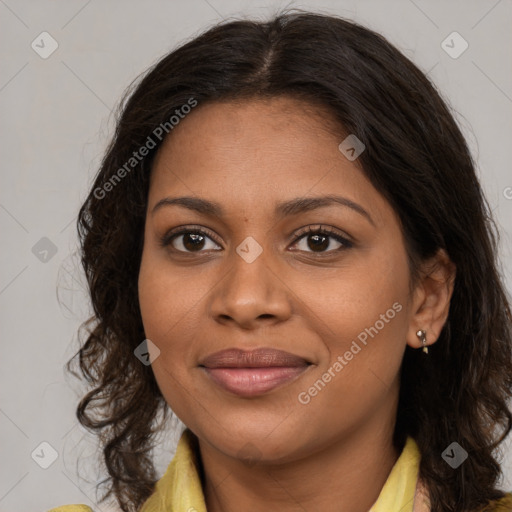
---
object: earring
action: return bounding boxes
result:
[416,330,428,354]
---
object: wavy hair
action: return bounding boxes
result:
[67,10,512,512]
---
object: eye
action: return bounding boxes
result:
[159,224,353,255]
[159,226,222,253]
[291,225,353,254]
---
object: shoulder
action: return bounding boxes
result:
[481,492,512,511]
[47,506,94,512]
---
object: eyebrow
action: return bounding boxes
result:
[151,195,375,226]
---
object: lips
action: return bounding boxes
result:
[199,348,312,397]
[199,348,310,368]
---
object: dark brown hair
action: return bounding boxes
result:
[67,10,512,512]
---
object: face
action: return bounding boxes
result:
[138,96,416,463]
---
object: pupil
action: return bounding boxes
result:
[308,234,328,251]
[184,233,205,251]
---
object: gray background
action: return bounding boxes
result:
[1,0,511,510]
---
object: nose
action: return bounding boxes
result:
[208,249,293,330]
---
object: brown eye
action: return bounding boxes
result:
[181,233,206,251]
[160,228,222,253]
[291,226,353,254]
[306,233,330,252]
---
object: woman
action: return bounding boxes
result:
[50,10,512,512]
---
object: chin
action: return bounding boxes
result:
[196,418,310,464]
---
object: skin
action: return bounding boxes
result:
[138,96,455,512]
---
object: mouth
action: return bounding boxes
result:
[199,348,313,397]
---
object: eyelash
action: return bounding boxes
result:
[159,224,353,256]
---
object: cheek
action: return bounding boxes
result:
[137,249,223,386]
[138,249,205,340]
[296,257,408,342]
[292,274,407,434]
[295,253,410,386]
[137,253,203,418]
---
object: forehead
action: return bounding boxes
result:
[154,96,342,164]
[148,97,389,226]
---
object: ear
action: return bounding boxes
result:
[406,248,456,350]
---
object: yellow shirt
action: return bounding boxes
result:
[48,429,512,512]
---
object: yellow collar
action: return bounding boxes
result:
[140,429,423,512]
